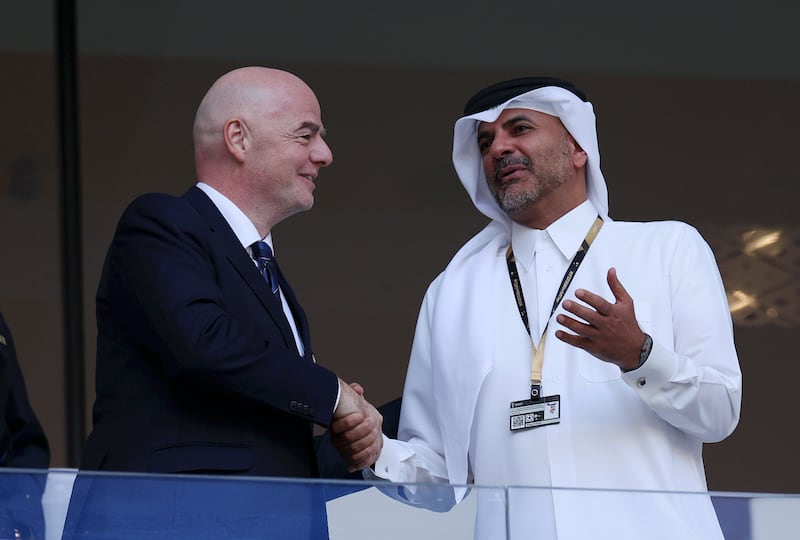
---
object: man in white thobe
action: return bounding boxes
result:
[335,77,742,540]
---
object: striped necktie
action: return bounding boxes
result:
[251,241,280,298]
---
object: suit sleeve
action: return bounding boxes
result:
[102,194,339,426]
[0,313,50,468]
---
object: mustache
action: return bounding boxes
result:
[493,156,532,182]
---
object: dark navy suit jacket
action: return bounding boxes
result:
[0,311,49,539]
[80,186,339,478]
[0,311,50,469]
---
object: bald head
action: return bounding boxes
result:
[193,67,314,158]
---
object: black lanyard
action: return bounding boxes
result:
[506,216,603,399]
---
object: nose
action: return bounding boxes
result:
[488,132,514,159]
[311,139,333,167]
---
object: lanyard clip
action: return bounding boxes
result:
[530,383,542,400]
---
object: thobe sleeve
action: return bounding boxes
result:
[622,225,742,442]
[368,283,456,510]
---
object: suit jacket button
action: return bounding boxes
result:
[290,400,298,412]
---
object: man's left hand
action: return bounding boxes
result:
[555,267,645,371]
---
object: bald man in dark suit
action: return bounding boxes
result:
[64,67,382,540]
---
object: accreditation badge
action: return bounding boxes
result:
[509,395,561,431]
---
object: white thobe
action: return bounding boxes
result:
[374,200,742,540]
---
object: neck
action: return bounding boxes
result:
[199,175,276,238]
[510,194,588,230]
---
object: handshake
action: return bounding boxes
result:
[331,379,384,472]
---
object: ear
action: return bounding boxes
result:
[223,118,249,163]
[568,134,588,168]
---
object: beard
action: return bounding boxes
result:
[488,137,574,215]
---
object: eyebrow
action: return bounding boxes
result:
[296,121,326,137]
[501,113,536,129]
[477,113,536,142]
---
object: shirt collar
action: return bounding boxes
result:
[196,182,274,251]
[510,199,597,270]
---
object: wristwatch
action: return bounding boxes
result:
[638,333,653,369]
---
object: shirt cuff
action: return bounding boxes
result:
[333,383,341,414]
[621,337,676,398]
[368,435,413,481]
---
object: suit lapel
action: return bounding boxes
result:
[272,264,313,361]
[182,187,297,349]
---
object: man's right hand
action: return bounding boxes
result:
[331,379,383,472]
